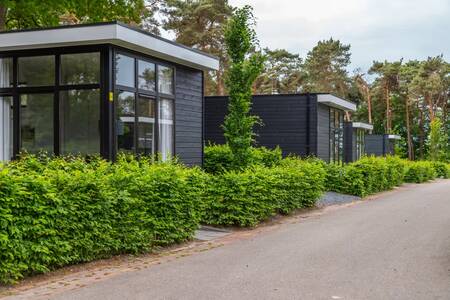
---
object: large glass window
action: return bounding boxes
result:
[61,53,100,85]
[0,58,13,88]
[60,89,100,155]
[356,129,365,159]
[115,54,135,87]
[0,96,13,160]
[115,54,174,160]
[137,96,155,155]
[116,91,136,152]
[18,56,54,87]
[138,60,156,92]
[329,108,344,163]
[158,99,174,160]
[20,93,54,154]
[158,66,173,95]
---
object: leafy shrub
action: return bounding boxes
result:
[204,144,282,173]
[202,158,325,227]
[325,156,406,197]
[0,155,205,284]
[430,161,450,178]
[404,161,437,183]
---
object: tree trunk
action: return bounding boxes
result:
[425,93,435,121]
[0,4,7,31]
[405,96,414,160]
[216,69,225,96]
[385,84,391,133]
[418,103,425,159]
[367,90,372,124]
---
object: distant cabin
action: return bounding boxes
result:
[343,122,373,163]
[205,93,357,163]
[365,134,401,157]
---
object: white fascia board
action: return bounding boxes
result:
[317,94,357,112]
[352,122,373,131]
[0,24,219,71]
[387,134,401,140]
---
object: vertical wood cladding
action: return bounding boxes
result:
[175,66,203,166]
[365,134,385,156]
[343,122,354,163]
[205,94,319,158]
[316,103,330,162]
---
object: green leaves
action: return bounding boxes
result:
[325,156,407,197]
[0,155,204,284]
[222,5,265,170]
[202,158,326,227]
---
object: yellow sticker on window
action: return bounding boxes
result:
[109,92,114,102]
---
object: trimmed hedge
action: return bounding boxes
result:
[202,158,326,227]
[0,155,205,284]
[326,156,407,197]
[404,161,437,183]
[430,161,450,179]
[204,144,282,173]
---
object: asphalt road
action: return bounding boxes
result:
[53,180,450,300]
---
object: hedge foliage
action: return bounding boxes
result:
[1,150,446,284]
[404,161,437,183]
[204,144,282,173]
[326,156,443,196]
[201,157,326,227]
[0,155,205,284]
[430,161,450,179]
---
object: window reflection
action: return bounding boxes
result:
[61,53,100,85]
[115,54,135,87]
[158,66,173,95]
[117,91,135,152]
[60,89,100,155]
[0,96,13,160]
[18,56,54,87]
[20,93,54,154]
[138,60,156,91]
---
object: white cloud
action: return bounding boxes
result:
[229,0,450,71]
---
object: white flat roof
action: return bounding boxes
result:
[0,22,219,71]
[387,134,401,140]
[316,94,357,112]
[352,122,373,130]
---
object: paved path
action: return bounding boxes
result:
[27,180,450,299]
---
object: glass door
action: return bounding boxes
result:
[20,93,54,154]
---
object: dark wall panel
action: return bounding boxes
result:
[316,103,330,162]
[205,94,311,157]
[343,122,354,163]
[365,134,385,156]
[175,67,203,166]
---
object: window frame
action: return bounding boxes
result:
[0,46,104,158]
[329,107,344,164]
[113,49,176,159]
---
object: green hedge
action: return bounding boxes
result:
[202,158,326,227]
[404,161,437,183]
[430,161,450,179]
[326,156,407,197]
[0,155,204,284]
[203,144,282,173]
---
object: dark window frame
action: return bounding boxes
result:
[329,107,344,164]
[0,45,105,159]
[113,48,176,159]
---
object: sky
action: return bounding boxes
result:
[226,0,450,73]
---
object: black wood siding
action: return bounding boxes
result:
[175,66,203,166]
[343,122,354,163]
[205,94,319,158]
[365,134,386,156]
[316,103,330,162]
